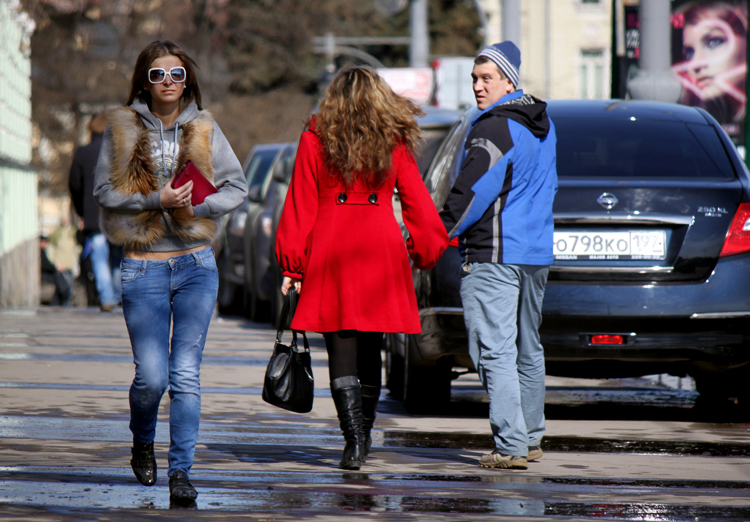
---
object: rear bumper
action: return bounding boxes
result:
[414,253,750,371]
[417,310,750,365]
[543,252,750,318]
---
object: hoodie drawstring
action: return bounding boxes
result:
[172,123,179,176]
[157,120,181,178]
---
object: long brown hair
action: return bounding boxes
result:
[126,40,203,110]
[311,66,424,188]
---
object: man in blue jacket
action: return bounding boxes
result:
[440,41,558,470]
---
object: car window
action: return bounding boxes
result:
[555,119,735,179]
[245,148,280,188]
[424,109,476,208]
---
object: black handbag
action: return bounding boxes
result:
[261,289,314,413]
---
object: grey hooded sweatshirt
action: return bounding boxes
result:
[93,98,248,251]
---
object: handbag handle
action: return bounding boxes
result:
[276,288,309,352]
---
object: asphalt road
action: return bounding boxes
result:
[0,307,749,521]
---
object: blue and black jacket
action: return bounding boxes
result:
[440,90,558,266]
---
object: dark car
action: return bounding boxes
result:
[387,99,750,417]
[216,143,286,314]
[243,142,296,322]
[263,108,465,328]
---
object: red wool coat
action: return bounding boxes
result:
[275,128,449,334]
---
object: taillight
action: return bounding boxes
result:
[720,202,750,257]
[591,335,624,345]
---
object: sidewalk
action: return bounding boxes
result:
[0,307,749,519]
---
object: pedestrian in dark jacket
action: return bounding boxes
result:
[440,41,558,470]
[69,113,119,310]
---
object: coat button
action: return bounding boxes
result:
[368,193,378,204]
[337,193,347,203]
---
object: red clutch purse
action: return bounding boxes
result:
[171,160,217,205]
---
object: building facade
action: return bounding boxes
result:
[475,0,613,100]
[0,0,37,308]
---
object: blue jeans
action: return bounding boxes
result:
[89,233,118,306]
[460,262,549,457]
[121,247,218,477]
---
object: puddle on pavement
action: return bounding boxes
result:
[0,469,748,519]
[2,414,748,457]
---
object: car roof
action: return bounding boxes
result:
[416,106,465,128]
[546,99,710,125]
[250,143,287,153]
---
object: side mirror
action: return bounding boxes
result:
[247,185,262,203]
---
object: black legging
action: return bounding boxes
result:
[323,330,383,386]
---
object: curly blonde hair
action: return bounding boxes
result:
[311,66,424,188]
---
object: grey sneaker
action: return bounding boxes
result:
[527,445,543,461]
[479,451,528,469]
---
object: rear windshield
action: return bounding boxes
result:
[554,118,736,179]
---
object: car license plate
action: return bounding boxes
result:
[553,230,666,260]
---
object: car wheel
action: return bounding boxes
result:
[385,333,405,400]
[693,364,750,421]
[402,335,452,414]
[270,283,284,330]
[247,287,271,323]
[216,251,241,315]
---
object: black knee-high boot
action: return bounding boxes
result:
[360,383,380,460]
[331,375,365,470]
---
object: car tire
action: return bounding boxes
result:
[246,287,270,323]
[217,279,239,314]
[385,333,405,400]
[693,364,750,421]
[402,335,452,414]
[217,250,241,315]
[270,282,284,330]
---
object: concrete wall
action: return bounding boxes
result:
[0,1,37,308]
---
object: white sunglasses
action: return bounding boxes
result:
[148,67,187,84]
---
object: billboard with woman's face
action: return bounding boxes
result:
[671,1,747,146]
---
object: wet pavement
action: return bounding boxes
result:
[0,307,749,521]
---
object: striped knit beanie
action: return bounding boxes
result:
[477,41,521,89]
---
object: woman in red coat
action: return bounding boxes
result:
[275,66,448,470]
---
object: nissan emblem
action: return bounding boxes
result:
[597,192,618,210]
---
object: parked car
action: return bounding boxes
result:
[216,143,286,314]
[243,142,296,322]
[388,99,750,417]
[264,108,465,328]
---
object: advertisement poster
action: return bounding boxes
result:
[671,1,747,146]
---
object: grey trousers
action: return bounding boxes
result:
[460,262,549,456]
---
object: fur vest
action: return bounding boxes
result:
[100,107,218,250]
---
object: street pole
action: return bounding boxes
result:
[410,0,429,67]
[502,0,520,45]
[627,0,681,102]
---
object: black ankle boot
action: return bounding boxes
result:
[130,440,157,486]
[169,469,198,505]
[360,383,381,460]
[331,376,365,470]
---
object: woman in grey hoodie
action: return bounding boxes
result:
[93,40,247,505]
